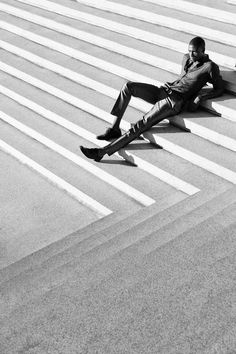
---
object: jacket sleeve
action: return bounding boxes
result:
[199,62,224,101]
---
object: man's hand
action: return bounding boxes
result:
[187,96,202,112]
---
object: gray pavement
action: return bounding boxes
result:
[0,0,235,353]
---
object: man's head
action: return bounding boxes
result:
[188,37,205,62]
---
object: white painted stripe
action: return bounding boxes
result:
[141,0,236,25]
[103,114,236,185]
[227,0,236,4]
[143,131,236,185]
[0,110,155,207]
[0,84,199,195]
[0,60,114,122]
[2,1,234,69]
[116,151,200,195]
[0,62,235,184]
[203,99,236,123]
[0,20,180,76]
[0,42,234,153]
[0,137,112,216]
[69,0,236,47]
[1,20,235,96]
[0,40,123,100]
[170,116,236,152]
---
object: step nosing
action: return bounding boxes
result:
[141,0,236,26]
[0,193,185,284]
[0,19,234,120]
[0,110,155,207]
[1,60,235,184]
[0,73,200,196]
[17,0,236,48]
[1,189,235,312]
[0,1,235,70]
[0,137,112,216]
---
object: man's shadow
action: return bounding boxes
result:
[168,71,236,131]
[101,142,157,166]
[221,69,236,95]
[100,123,182,166]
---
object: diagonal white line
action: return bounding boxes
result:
[141,0,236,25]
[0,1,234,69]
[0,19,235,121]
[0,39,235,152]
[0,83,200,195]
[75,0,236,47]
[0,109,155,206]
[0,20,180,77]
[0,61,235,185]
[0,137,112,216]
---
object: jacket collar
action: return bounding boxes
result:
[185,54,210,71]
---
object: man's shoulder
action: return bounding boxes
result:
[203,58,220,72]
[202,54,218,66]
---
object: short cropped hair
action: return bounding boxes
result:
[189,37,205,51]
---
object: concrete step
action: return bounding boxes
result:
[140,0,236,25]
[0,0,235,87]
[14,211,234,353]
[0,77,229,198]
[154,127,236,174]
[0,36,235,151]
[0,83,200,198]
[15,0,236,48]
[7,0,235,66]
[0,55,203,196]
[0,107,158,208]
[1,6,234,85]
[0,7,235,124]
[0,0,234,351]
[1,81,232,198]
[161,0,236,14]
[75,0,236,55]
[80,115,234,194]
[0,186,235,317]
[0,111,157,212]
[0,1,232,256]
[0,189,187,285]
[0,17,235,97]
[0,148,103,270]
[1,218,235,353]
[0,50,235,187]
[0,87,194,201]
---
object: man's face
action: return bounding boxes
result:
[188,44,204,62]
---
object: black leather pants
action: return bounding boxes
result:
[104,81,183,156]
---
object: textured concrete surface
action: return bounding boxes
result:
[0,208,235,353]
[0,150,99,269]
[0,0,235,353]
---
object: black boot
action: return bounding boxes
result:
[80,146,104,162]
[96,127,121,141]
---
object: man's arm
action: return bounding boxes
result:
[199,62,224,100]
[187,62,224,112]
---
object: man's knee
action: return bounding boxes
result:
[123,81,134,94]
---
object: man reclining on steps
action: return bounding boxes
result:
[80,36,224,162]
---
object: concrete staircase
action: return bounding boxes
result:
[0,0,235,352]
